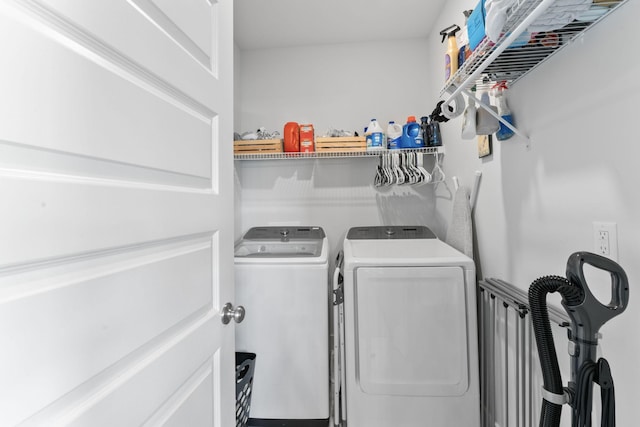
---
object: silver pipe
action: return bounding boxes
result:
[515,309,521,427]
[480,290,486,427]
[528,320,534,427]
[504,303,509,426]
[491,296,497,427]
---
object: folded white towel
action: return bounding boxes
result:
[529,0,592,32]
[485,0,593,42]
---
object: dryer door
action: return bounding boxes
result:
[354,266,470,396]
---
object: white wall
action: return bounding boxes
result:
[234,39,443,255]
[427,1,640,425]
[236,39,434,136]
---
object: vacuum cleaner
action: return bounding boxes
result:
[529,252,629,427]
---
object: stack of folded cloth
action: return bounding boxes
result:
[485,0,594,43]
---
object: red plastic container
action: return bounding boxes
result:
[283,122,300,152]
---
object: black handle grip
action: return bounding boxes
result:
[565,252,629,312]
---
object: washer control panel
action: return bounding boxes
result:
[243,226,325,241]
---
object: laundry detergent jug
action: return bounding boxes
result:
[400,116,424,148]
[283,122,300,152]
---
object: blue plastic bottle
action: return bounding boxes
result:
[400,116,424,148]
[492,82,515,141]
[429,118,443,147]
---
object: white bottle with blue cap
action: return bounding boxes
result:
[386,121,402,149]
[366,118,386,151]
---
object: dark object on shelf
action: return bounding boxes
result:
[431,100,451,123]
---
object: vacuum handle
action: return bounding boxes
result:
[566,252,629,310]
[565,252,629,327]
[563,252,629,395]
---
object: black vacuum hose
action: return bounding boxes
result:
[529,275,583,427]
[572,359,616,427]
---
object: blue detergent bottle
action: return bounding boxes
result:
[400,116,424,148]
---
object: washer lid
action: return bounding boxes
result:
[346,226,436,240]
[242,226,325,241]
[235,226,326,258]
[342,231,474,269]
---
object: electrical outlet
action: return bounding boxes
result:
[593,222,618,261]
[597,230,609,255]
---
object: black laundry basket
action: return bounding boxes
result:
[235,352,256,427]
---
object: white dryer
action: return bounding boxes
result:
[235,226,330,427]
[336,226,480,427]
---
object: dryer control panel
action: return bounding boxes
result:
[346,226,436,240]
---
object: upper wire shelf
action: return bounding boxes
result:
[233,146,444,161]
[441,0,628,96]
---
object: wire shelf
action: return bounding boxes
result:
[442,0,628,95]
[233,146,445,161]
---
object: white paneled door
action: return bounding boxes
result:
[0,0,235,426]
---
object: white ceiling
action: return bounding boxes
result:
[234,0,448,50]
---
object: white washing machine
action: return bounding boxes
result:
[235,226,330,427]
[335,226,480,427]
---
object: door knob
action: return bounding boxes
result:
[221,302,245,324]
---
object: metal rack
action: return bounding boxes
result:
[479,278,569,427]
[441,0,628,143]
[233,146,444,161]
